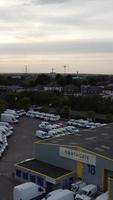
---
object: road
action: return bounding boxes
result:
[0,117,41,200]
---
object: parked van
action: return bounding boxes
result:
[4,109,19,118]
[1,114,19,123]
[0,126,13,136]
[17,109,26,116]
[76,184,98,200]
[0,121,13,130]
[42,189,75,200]
[70,180,86,194]
[96,192,108,200]
[35,130,50,139]
[13,182,45,200]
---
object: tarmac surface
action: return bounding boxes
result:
[0,117,41,200]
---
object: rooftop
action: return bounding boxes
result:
[37,123,113,160]
[17,159,72,179]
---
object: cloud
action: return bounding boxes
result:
[0,0,113,73]
[0,40,113,55]
[32,0,68,5]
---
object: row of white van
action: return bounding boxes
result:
[1,109,26,124]
[70,181,107,200]
[26,110,61,121]
[13,180,108,200]
[1,109,20,123]
[0,121,13,157]
[42,181,108,200]
[36,121,79,138]
[68,119,106,129]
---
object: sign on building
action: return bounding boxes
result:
[60,147,96,166]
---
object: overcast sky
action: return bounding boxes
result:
[0,0,113,73]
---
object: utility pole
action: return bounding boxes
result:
[25,65,28,74]
[64,65,67,74]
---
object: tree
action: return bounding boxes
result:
[0,99,7,113]
[17,97,30,110]
[35,74,51,85]
[87,111,96,121]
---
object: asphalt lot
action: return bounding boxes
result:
[0,117,41,200]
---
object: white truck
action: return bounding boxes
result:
[95,192,108,200]
[42,189,75,200]
[13,182,45,200]
[70,180,87,195]
[35,130,50,139]
[75,184,98,200]
[1,113,19,123]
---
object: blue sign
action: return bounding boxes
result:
[89,165,96,175]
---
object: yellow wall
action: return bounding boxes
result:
[76,161,83,179]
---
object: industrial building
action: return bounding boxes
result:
[15,123,113,199]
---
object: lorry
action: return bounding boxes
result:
[42,189,75,200]
[95,192,108,200]
[75,184,98,200]
[13,182,45,200]
[35,130,50,139]
[1,113,19,124]
[70,180,87,195]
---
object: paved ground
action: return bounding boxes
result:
[0,117,41,200]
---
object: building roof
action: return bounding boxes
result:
[17,159,72,179]
[37,123,113,160]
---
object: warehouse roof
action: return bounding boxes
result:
[37,123,113,160]
[17,159,72,179]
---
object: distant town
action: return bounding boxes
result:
[0,72,113,123]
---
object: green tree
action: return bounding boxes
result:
[18,97,30,110]
[0,99,7,113]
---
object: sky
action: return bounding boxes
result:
[0,0,113,74]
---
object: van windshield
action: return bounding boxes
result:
[45,194,51,199]
[79,190,88,195]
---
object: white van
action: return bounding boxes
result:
[4,109,19,118]
[1,114,19,123]
[76,184,98,200]
[42,189,74,200]
[13,182,45,200]
[96,192,108,200]
[35,130,50,139]
[0,126,13,136]
[17,109,26,116]
[0,121,13,130]
[70,180,86,194]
